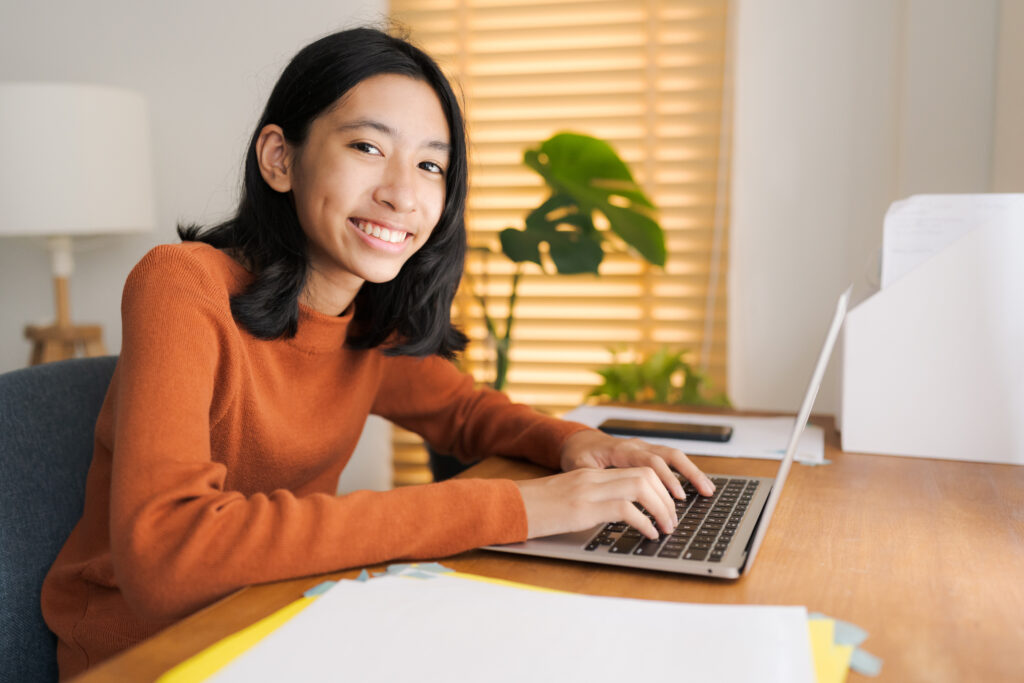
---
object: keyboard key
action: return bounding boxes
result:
[610,535,642,554]
[658,545,685,559]
[634,539,662,556]
[684,547,708,561]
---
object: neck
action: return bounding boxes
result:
[301,269,362,316]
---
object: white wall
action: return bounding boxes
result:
[729,0,1018,413]
[0,0,393,490]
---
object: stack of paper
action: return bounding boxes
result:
[161,565,881,682]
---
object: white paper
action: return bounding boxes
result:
[880,194,1024,288]
[208,572,814,683]
[563,405,825,464]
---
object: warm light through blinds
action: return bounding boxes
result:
[390,0,731,485]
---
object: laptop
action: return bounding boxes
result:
[486,287,851,579]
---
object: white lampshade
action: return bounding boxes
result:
[0,82,155,237]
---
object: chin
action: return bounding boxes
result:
[359,266,406,285]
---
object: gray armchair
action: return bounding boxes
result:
[0,356,117,683]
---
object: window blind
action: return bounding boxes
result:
[389,0,732,485]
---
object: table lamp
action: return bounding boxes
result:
[0,82,155,365]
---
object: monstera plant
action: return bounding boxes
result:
[429,132,667,481]
[471,132,667,391]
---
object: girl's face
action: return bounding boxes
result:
[286,73,450,314]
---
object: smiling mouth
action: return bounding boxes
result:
[353,219,409,244]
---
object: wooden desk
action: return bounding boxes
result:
[75,418,1024,682]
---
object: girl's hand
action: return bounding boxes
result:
[559,429,716,499]
[514,466,681,540]
[513,429,717,540]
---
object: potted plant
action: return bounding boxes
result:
[429,132,669,479]
[472,131,667,390]
[587,346,731,407]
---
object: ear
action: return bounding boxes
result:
[255,124,294,192]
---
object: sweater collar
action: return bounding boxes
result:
[289,301,356,354]
[215,247,357,355]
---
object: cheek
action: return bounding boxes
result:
[424,184,447,231]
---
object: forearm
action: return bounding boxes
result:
[112,476,526,621]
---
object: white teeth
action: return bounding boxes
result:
[356,219,407,244]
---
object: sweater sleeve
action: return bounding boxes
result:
[108,247,529,623]
[372,354,592,471]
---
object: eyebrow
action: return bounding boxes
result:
[338,118,451,153]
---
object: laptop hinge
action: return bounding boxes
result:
[739,486,773,573]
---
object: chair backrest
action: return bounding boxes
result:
[0,356,117,683]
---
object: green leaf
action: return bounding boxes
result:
[551,211,598,237]
[499,228,543,266]
[603,204,666,266]
[525,194,576,234]
[524,133,664,266]
[532,134,652,205]
[587,345,731,407]
[546,231,603,274]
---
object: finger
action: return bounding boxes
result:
[656,446,716,497]
[633,470,678,535]
[593,470,675,536]
[645,455,687,500]
[640,465,678,531]
[618,500,659,540]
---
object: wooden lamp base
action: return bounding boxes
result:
[25,269,108,365]
[25,323,106,365]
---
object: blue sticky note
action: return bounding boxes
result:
[386,563,413,575]
[807,613,868,646]
[356,569,370,582]
[832,618,868,646]
[850,648,883,676]
[303,581,336,597]
[416,562,455,574]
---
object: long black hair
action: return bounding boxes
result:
[179,27,468,358]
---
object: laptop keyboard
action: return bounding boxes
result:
[583,477,759,563]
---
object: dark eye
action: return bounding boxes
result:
[351,141,382,156]
[420,161,445,175]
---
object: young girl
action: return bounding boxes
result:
[42,27,714,679]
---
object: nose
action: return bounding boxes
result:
[373,162,416,214]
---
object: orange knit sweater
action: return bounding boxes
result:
[41,242,588,679]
